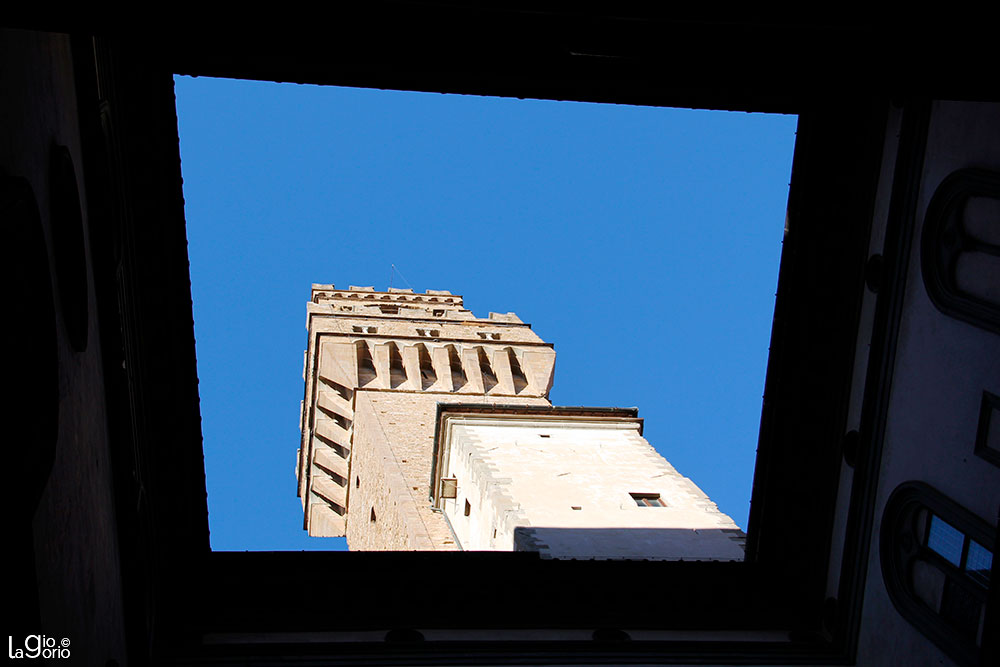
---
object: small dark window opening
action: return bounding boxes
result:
[370,507,377,522]
[881,482,995,665]
[464,499,471,516]
[631,493,666,507]
[356,476,360,488]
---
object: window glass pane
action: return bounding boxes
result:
[630,493,664,507]
[927,515,965,566]
[911,558,946,611]
[966,540,993,586]
[940,578,982,642]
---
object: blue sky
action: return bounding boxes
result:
[174,75,797,552]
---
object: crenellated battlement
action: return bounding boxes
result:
[312,284,464,307]
[308,284,525,325]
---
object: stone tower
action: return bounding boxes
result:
[296,284,744,559]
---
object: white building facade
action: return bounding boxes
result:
[297,284,743,561]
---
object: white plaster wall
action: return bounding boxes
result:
[441,418,744,560]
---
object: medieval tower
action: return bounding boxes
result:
[296,284,744,559]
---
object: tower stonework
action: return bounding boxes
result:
[296,284,744,559]
[296,284,555,548]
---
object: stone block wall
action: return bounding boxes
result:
[347,391,549,550]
